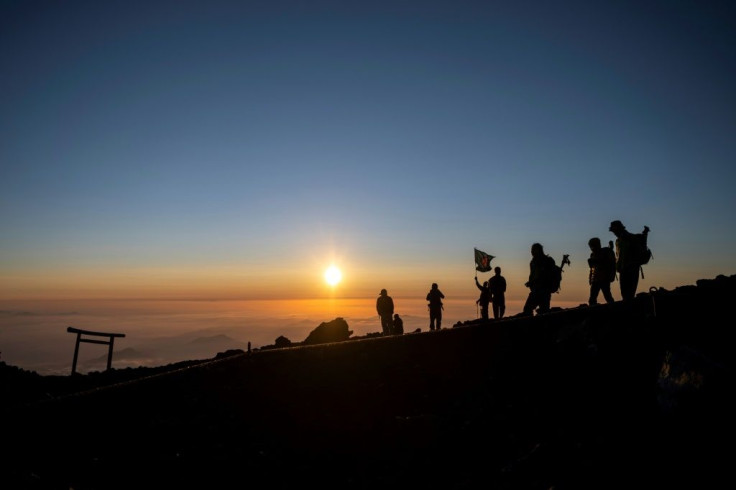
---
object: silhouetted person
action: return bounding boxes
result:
[426,283,445,330]
[488,266,507,319]
[393,313,404,335]
[376,289,394,335]
[587,237,616,305]
[609,220,649,301]
[522,243,556,316]
[474,277,491,320]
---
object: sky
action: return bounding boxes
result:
[2,0,736,361]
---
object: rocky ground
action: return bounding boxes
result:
[2,275,733,489]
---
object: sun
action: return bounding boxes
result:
[324,265,342,287]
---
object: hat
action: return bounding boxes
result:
[609,220,624,231]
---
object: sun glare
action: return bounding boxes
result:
[324,265,342,287]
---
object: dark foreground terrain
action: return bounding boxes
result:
[2,276,733,489]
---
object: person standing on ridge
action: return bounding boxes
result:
[488,266,507,319]
[587,237,616,305]
[609,220,649,301]
[522,243,556,316]
[474,277,491,320]
[426,283,445,331]
[376,289,395,335]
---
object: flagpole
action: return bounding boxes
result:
[474,248,478,318]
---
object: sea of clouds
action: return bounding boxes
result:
[1,297,528,375]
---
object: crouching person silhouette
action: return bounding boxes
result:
[393,313,404,335]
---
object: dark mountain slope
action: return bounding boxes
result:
[2,275,733,489]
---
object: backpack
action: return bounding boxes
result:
[604,246,617,282]
[590,246,617,283]
[632,227,653,266]
[549,253,570,293]
[545,256,563,293]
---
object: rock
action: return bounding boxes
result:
[302,317,353,345]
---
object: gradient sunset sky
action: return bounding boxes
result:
[2,0,735,307]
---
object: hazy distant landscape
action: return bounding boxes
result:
[1,297,546,374]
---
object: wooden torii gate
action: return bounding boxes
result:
[67,326,126,375]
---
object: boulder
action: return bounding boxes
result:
[303,317,353,345]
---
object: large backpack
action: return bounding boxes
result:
[632,227,653,266]
[550,261,562,293]
[549,253,570,293]
[604,245,617,282]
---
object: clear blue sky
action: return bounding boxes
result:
[2,0,735,304]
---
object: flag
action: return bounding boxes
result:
[474,248,494,272]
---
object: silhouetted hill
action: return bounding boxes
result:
[2,275,733,489]
[89,347,148,362]
[188,333,237,345]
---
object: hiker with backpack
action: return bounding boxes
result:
[609,220,651,301]
[522,243,558,316]
[587,237,616,305]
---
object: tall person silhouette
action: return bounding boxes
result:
[376,289,395,335]
[522,243,556,316]
[587,237,616,305]
[426,283,445,331]
[609,220,649,301]
[489,266,507,319]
